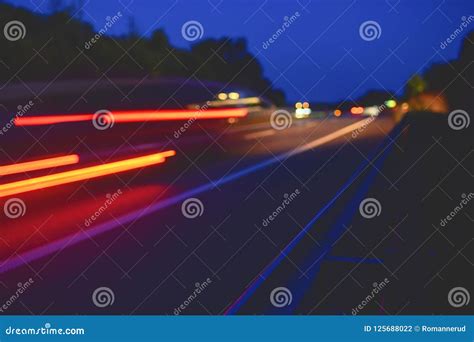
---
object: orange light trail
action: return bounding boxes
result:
[0,150,175,198]
[0,155,80,176]
[14,108,249,126]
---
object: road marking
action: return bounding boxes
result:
[291,118,374,155]
[244,129,276,140]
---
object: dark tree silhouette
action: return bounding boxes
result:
[421,30,473,111]
[0,2,285,105]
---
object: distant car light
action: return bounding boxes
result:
[385,99,397,108]
[350,107,364,115]
[228,92,240,100]
[363,106,380,116]
[295,108,311,118]
[217,93,228,100]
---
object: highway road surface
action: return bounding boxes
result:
[0,82,471,316]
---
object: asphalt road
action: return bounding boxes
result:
[0,108,471,316]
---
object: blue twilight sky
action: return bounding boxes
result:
[4,0,474,103]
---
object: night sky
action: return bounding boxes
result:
[4,0,474,103]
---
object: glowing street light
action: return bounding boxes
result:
[385,99,397,108]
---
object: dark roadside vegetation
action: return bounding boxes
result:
[0,2,286,105]
[0,2,473,111]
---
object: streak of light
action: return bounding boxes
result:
[0,119,375,274]
[14,109,248,126]
[0,151,175,198]
[0,155,79,176]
